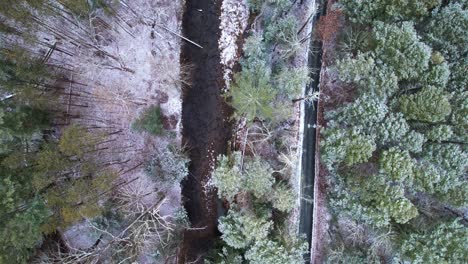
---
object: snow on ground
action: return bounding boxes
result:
[219,0,249,89]
[24,0,185,256]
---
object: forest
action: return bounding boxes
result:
[0,0,467,263]
[318,0,468,262]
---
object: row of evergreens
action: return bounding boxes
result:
[209,0,312,263]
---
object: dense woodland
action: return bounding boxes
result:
[321,0,468,262]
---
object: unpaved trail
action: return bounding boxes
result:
[179,0,233,263]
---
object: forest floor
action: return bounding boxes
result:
[29,0,186,260]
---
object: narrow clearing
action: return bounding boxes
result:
[179,0,233,262]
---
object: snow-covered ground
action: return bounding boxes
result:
[19,0,185,259]
[219,0,249,89]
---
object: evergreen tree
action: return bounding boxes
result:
[218,209,272,249]
[336,53,399,100]
[379,147,414,182]
[424,2,468,60]
[340,0,441,23]
[212,153,244,201]
[244,157,275,198]
[399,221,468,263]
[373,22,432,80]
[229,65,277,122]
[399,86,452,123]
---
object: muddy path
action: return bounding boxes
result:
[179,0,233,263]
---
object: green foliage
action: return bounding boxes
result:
[321,127,376,169]
[218,209,272,249]
[274,66,310,99]
[264,16,300,58]
[340,0,441,23]
[448,59,467,92]
[376,113,409,145]
[229,65,277,122]
[208,246,244,264]
[423,144,467,178]
[59,125,99,158]
[132,105,165,135]
[327,0,468,261]
[247,0,265,12]
[450,90,468,129]
[351,175,418,226]
[379,148,414,182]
[212,153,276,199]
[212,153,244,201]
[325,94,388,128]
[245,237,308,264]
[373,22,432,80]
[0,198,48,264]
[424,2,468,60]
[399,221,468,263]
[420,53,450,87]
[336,53,399,99]
[242,34,267,69]
[146,146,189,184]
[398,130,426,153]
[271,183,296,212]
[399,87,452,123]
[244,157,275,198]
[425,125,453,142]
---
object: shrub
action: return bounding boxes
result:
[420,53,450,87]
[398,130,426,153]
[325,94,388,128]
[425,125,453,142]
[379,147,414,182]
[376,113,409,145]
[321,127,376,168]
[244,157,275,198]
[264,16,300,58]
[132,105,164,135]
[245,236,308,264]
[274,66,310,99]
[212,153,243,201]
[146,146,189,184]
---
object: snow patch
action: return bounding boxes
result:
[219,0,249,89]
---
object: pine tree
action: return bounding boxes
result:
[212,153,244,201]
[399,86,452,123]
[373,22,432,80]
[380,147,414,182]
[424,2,468,60]
[218,209,272,249]
[244,157,275,198]
[399,221,468,263]
[336,53,399,100]
[229,65,277,122]
[340,0,441,23]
